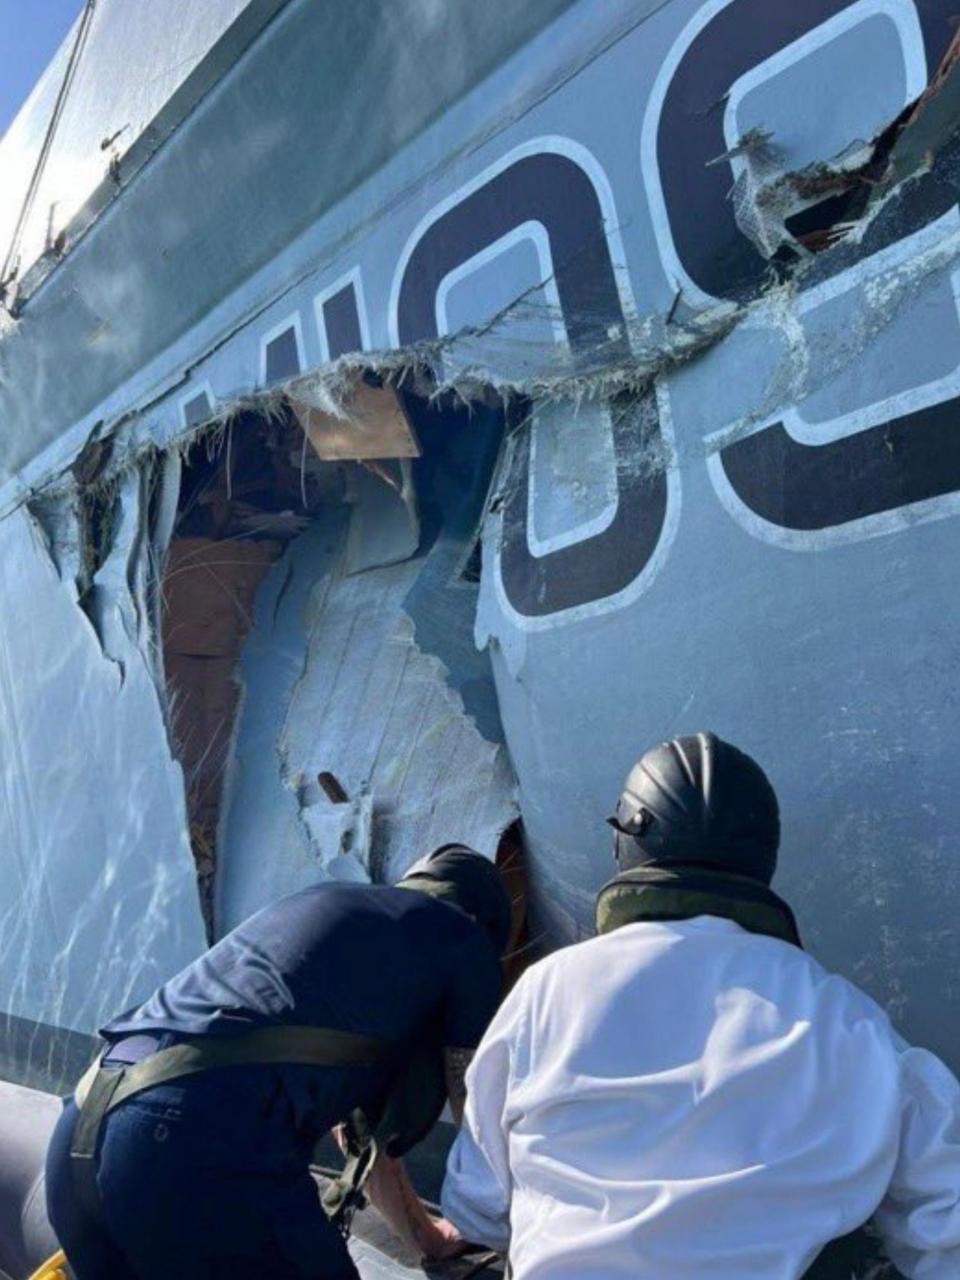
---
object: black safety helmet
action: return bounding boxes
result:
[610,732,780,884]
[397,844,513,956]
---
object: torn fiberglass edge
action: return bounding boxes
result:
[719,24,960,273]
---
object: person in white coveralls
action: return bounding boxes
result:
[441,732,960,1279]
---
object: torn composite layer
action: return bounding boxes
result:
[726,25,960,271]
[12,118,955,997]
[670,183,960,462]
[217,499,517,934]
[13,10,960,940]
[1,0,957,501]
[86,294,741,501]
[281,556,516,886]
[0,497,206,1093]
[293,378,422,461]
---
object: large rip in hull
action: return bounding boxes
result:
[141,380,518,935]
[216,394,518,932]
[23,363,525,953]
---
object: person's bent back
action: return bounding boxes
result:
[46,845,513,1280]
[442,733,960,1279]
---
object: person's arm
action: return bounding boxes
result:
[355,1044,477,1259]
[874,1044,960,1279]
[363,924,505,1259]
[441,972,531,1254]
[364,1155,465,1261]
[331,1125,464,1261]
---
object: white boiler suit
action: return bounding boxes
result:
[442,917,960,1279]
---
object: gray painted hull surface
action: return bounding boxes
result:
[0,6,957,1272]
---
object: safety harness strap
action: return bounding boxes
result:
[74,1024,387,1111]
[70,1024,391,1231]
[320,1025,448,1235]
[320,1108,381,1237]
[70,1065,123,1224]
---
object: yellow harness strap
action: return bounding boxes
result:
[27,1250,69,1280]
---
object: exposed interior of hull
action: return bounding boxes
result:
[157,372,525,944]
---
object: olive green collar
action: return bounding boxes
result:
[596,865,801,948]
[395,876,459,905]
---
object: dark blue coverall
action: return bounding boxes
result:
[45,882,503,1280]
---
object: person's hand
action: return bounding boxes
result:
[418,1214,467,1262]
[365,1154,467,1261]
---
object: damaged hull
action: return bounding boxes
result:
[0,5,959,1272]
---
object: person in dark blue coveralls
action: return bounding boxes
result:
[45,845,513,1280]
